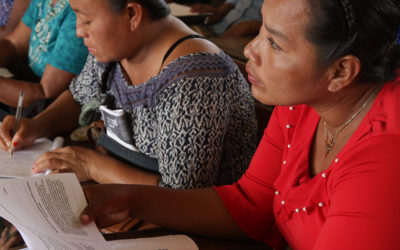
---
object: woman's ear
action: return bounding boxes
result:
[326,55,361,93]
[126,2,143,31]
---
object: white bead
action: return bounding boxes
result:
[286,124,291,129]
[295,208,300,213]
[322,173,327,178]
[283,161,287,165]
[318,202,324,207]
[302,207,307,212]
[281,200,285,205]
[335,158,339,163]
[287,144,291,148]
[289,106,294,110]
[275,191,279,195]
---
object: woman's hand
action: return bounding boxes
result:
[0,115,39,152]
[0,224,22,250]
[80,184,133,228]
[31,146,98,180]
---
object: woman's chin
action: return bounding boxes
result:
[93,54,112,64]
[251,85,276,106]
[251,85,266,103]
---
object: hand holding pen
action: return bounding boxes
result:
[9,91,24,158]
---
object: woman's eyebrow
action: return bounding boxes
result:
[264,23,289,41]
[71,8,88,15]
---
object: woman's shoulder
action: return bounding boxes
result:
[161,33,221,63]
[369,78,400,134]
[160,51,239,79]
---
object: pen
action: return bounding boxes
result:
[9,91,24,159]
[203,16,210,24]
[45,136,64,175]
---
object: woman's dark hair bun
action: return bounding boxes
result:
[306,0,400,83]
[106,0,170,19]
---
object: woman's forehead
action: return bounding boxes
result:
[262,0,309,34]
[70,0,111,15]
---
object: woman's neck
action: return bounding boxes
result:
[315,82,380,131]
[120,16,186,85]
[310,82,383,176]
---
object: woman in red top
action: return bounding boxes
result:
[79,0,400,249]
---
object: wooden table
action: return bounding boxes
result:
[104,227,271,250]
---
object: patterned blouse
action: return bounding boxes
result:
[22,0,88,77]
[70,52,257,189]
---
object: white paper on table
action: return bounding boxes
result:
[109,234,199,250]
[0,173,110,250]
[0,138,53,178]
[168,3,211,17]
[0,67,13,78]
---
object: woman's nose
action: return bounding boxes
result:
[75,21,87,38]
[244,36,261,66]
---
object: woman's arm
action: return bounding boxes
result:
[32,90,81,138]
[81,184,247,239]
[86,152,161,185]
[0,65,76,107]
[0,90,80,151]
[0,0,30,39]
[0,20,30,69]
[32,145,161,185]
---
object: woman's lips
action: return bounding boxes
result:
[247,71,263,87]
[85,43,95,53]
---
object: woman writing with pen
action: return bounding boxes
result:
[8,91,24,158]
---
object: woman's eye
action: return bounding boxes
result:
[268,37,281,51]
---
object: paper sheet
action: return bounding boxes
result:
[110,234,199,250]
[168,3,210,17]
[0,138,53,178]
[0,174,110,250]
[0,174,198,250]
[0,67,13,78]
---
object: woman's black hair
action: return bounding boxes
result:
[104,0,170,19]
[305,0,400,83]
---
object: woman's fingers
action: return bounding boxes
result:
[32,147,92,180]
[0,116,14,151]
[0,225,22,250]
[81,185,131,227]
[32,151,71,173]
[0,116,37,152]
[81,185,110,225]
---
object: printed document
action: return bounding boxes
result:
[168,3,211,17]
[0,173,198,250]
[0,174,109,249]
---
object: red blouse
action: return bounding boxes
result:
[215,79,400,249]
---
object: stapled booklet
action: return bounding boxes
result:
[0,173,198,250]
